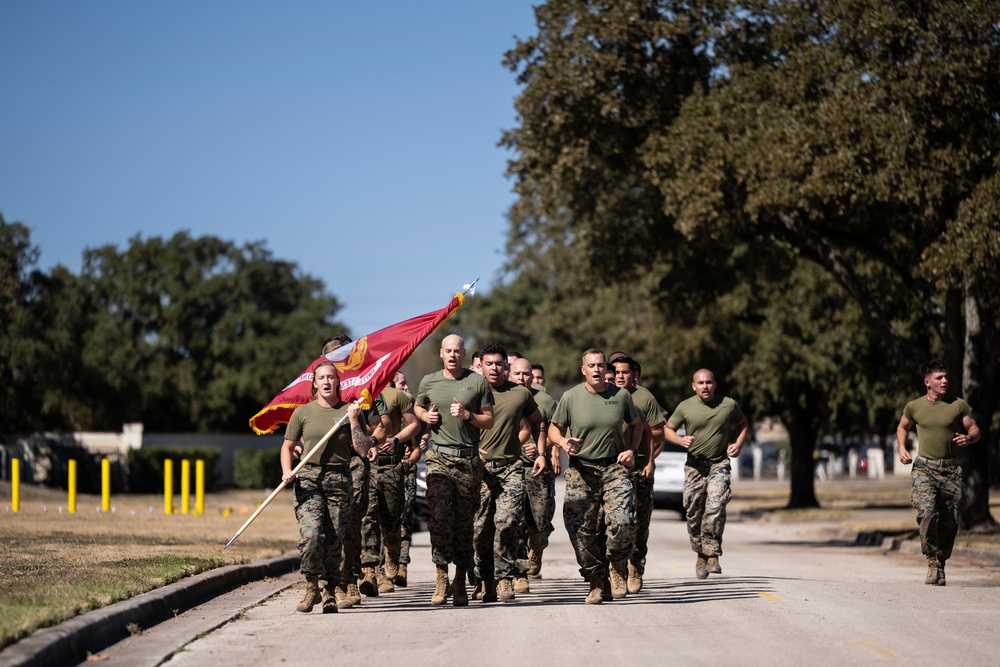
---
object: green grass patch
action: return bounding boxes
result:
[0,555,224,649]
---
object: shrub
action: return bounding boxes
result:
[232,447,283,489]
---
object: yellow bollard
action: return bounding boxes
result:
[101,459,111,512]
[195,459,205,515]
[11,458,20,512]
[68,459,77,513]
[180,459,191,515]
[164,458,174,514]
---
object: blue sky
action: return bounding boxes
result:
[0,1,538,336]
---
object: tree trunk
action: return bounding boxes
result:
[960,291,997,529]
[785,413,820,509]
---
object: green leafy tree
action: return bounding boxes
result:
[654,0,1000,525]
[0,226,345,433]
[500,0,999,524]
[75,232,345,432]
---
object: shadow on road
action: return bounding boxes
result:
[335,576,776,613]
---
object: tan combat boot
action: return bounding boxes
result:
[695,554,709,579]
[627,562,642,594]
[359,566,379,597]
[925,557,941,585]
[394,563,408,588]
[431,565,449,605]
[296,576,321,613]
[378,570,395,594]
[383,547,400,582]
[585,578,604,605]
[452,567,469,606]
[498,578,516,602]
[601,576,613,602]
[514,574,530,594]
[345,581,362,605]
[608,560,628,599]
[333,584,353,610]
[527,548,543,579]
[706,555,722,574]
[320,584,339,614]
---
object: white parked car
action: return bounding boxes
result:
[652,441,686,516]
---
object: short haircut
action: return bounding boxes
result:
[582,348,605,363]
[322,333,353,355]
[920,358,948,378]
[507,350,522,359]
[471,350,483,361]
[531,363,545,373]
[479,341,508,360]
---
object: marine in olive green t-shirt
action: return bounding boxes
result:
[520,388,557,464]
[622,385,666,468]
[667,395,745,462]
[480,380,538,460]
[902,395,972,460]
[416,369,494,448]
[285,400,356,465]
[550,383,638,460]
[375,385,415,457]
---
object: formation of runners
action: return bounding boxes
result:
[280,334,979,613]
[281,334,751,611]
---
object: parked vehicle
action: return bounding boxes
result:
[652,442,686,516]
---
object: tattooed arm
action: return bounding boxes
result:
[348,403,372,457]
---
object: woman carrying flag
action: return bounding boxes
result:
[280,361,373,613]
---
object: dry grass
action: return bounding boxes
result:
[0,481,297,649]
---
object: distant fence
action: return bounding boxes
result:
[0,423,282,487]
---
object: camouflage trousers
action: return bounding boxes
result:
[342,456,370,581]
[426,449,482,569]
[683,458,732,557]
[293,465,352,583]
[563,460,636,581]
[474,459,525,582]
[629,472,654,576]
[360,462,407,567]
[399,462,417,565]
[911,456,964,562]
[517,463,556,571]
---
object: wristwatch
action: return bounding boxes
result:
[392,436,400,447]
[465,412,474,422]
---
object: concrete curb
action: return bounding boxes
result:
[0,551,299,667]
[849,530,1000,566]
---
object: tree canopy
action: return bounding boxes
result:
[471,0,999,522]
[0,218,345,433]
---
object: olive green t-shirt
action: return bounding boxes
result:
[903,395,972,460]
[416,369,495,448]
[623,385,666,467]
[668,395,745,463]
[377,386,414,457]
[480,380,537,460]
[285,400,355,465]
[551,383,639,460]
[520,388,557,464]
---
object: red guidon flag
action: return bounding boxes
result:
[249,289,471,435]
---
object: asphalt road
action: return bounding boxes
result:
[88,498,1000,667]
